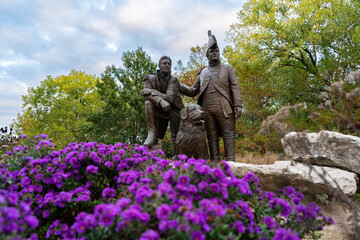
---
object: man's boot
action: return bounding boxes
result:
[143,100,158,147]
[224,137,235,161]
[208,137,220,160]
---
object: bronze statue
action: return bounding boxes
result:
[140,56,184,156]
[176,104,208,159]
[180,30,242,161]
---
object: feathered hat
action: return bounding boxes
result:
[207,30,218,50]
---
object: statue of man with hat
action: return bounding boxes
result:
[180,30,242,161]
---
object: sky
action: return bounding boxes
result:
[0,0,244,130]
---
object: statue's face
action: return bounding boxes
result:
[207,48,220,61]
[159,59,171,73]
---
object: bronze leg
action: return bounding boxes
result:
[204,111,220,160]
[143,100,158,147]
[223,137,235,161]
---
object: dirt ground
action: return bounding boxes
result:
[317,202,353,240]
[320,203,351,240]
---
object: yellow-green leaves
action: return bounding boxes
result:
[14,70,102,148]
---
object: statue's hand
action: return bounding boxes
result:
[235,106,242,119]
[140,88,152,96]
[160,99,171,112]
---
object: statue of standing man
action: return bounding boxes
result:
[140,56,184,157]
[180,31,242,161]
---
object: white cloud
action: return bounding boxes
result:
[0,54,39,68]
[106,42,119,52]
[0,0,244,128]
[115,0,172,32]
[0,81,28,99]
[112,0,240,54]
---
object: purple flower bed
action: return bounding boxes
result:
[0,135,333,239]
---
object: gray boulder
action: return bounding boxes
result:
[228,161,358,197]
[281,131,360,174]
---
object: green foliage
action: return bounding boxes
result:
[13,70,102,149]
[236,117,283,154]
[85,47,157,144]
[353,193,360,205]
[223,0,360,153]
[175,44,207,105]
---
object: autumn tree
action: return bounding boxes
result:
[224,0,360,153]
[85,47,157,144]
[227,0,359,104]
[14,70,103,148]
[175,44,208,105]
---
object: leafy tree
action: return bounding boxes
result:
[85,47,157,144]
[223,0,360,153]
[175,44,208,105]
[14,70,103,148]
[226,0,360,103]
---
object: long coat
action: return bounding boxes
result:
[180,63,242,118]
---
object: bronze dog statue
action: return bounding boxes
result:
[175,104,209,159]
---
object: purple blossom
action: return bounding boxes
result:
[262,216,276,229]
[139,229,159,240]
[158,219,178,232]
[25,215,39,229]
[6,192,18,205]
[146,164,157,174]
[177,154,187,160]
[74,222,87,234]
[184,211,201,224]
[104,161,114,168]
[59,163,66,169]
[138,212,150,223]
[86,165,98,174]
[21,176,31,187]
[209,183,220,193]
[43,210,51,219]
[140,177,152,184]
[156,204,172,220]
[99,214,114,226]
[237,179,252,195]
[35,174,43,181]
[191,230,205,240]
[3,206,20,220]
[212,167,226,179]
[198,181,208,192]
[40,133,48,139]
[44,178,53,184]
[177,223,191,232]
[233,220,246,233]
[178,175,189,185]
[273,228,301,240]
[161,169,176,182]
[270,198,292,217]
[158,182,172,195]
[116,198,131,209]
[89,152,98,159]
[102,187,116,199]
[35,195,43,203]
[35,185,43,193]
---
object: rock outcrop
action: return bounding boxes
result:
[281,131,360,175]
[228,161,358,197]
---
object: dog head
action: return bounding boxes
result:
[180,104,205,124]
